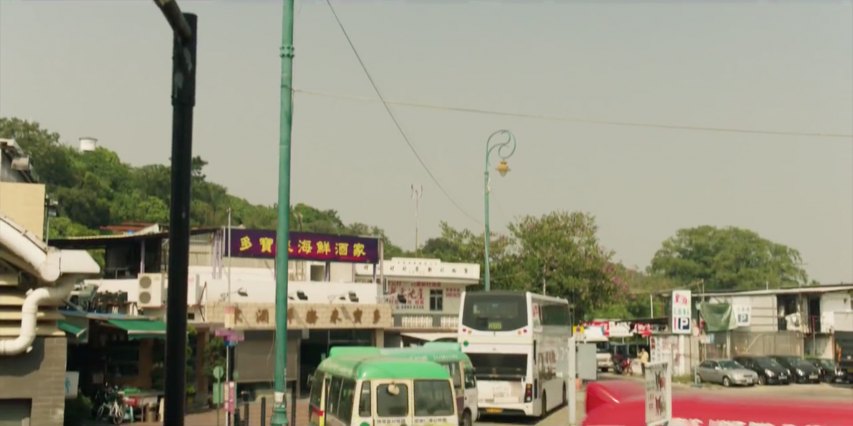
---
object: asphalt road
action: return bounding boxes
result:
[474,373,852,426]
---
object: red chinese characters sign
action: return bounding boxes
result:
[229,230,379,264]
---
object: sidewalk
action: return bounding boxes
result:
[114,398,309,426]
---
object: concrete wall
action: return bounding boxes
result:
[0,182,44,240]
[821,293,852,332]
[0,337,67,426]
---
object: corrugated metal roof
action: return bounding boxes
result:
[48,227,219,248]
[698,284,853,298]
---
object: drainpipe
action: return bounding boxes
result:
[0,219,60,283]
[0,276,77,356]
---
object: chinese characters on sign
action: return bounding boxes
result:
[645,361,672,426]
[228,230,379,263]
[671,290,692,334]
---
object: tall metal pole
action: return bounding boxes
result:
[411,184,423,254]
[225,208,232,426]
[163,11,197,426]
[483,130,516,292]
[271,0,295,424]
[227,208,232,303]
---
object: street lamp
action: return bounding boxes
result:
[483,129,517,292]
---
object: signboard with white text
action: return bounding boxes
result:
[671,290,692,334]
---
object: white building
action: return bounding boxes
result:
[355,257,480,346]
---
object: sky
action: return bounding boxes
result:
[1,0,851,284]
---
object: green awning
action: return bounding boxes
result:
[106,319,167,340]
[58,320,88,339]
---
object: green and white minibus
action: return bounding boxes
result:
[330,342,479,426]
[308,354,458,426]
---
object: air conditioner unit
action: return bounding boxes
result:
[138,274,164,308]
[187,274,204,306]
[11,156,31,172]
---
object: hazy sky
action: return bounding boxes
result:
[1,0,851,284]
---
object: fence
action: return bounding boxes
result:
[701,330,804,359]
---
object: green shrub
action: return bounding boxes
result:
[64,394,93,426]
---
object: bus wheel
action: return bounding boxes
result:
[461,409,472,426]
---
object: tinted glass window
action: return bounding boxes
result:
[462,293,528,331]
[326,377,342,417]
[414,380,454,417]
[541,303,570,326]
[377,384,409,417]
[309,373,324,408]
[358,381,371,417]
[336,379,355,421]
[468,353,527,379]
[463,368,476,389]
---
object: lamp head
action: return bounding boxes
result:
[496,160,510,177]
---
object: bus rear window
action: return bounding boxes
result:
[467,353,527,379]
[462,293,528,331]
[414,380,454,417]
[377,383,409,417]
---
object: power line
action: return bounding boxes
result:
[295,88,853,140]
[324,0,482,225]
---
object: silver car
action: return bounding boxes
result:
[697,359,758,387]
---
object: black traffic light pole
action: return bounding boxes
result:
[152,1,196,425]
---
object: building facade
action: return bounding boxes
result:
[0,138,100,426]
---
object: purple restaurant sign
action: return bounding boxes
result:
[228,229,379,264]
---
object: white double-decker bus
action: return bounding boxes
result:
[457,291,571,418]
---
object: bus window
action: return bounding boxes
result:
[377,383,409,417]
[467,353,527,379]
[464,368,476,389]
[414,380,454,416]
[358,381,371,417]
[447,362,462,389]
[326,377,343,418]
[336,379,355,421]
[462,293,528,331]
[309,373,324,410]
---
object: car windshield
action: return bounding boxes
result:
[818,359,835,368]
[793,359,814,368]
[755,358,783,368]
[718,360,742,369]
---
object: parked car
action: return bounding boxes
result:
[807,358,848,383]
[697,359,758,387]
[733,356,790,385]
[771,356,820,384]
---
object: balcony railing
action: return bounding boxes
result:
[392,313,458,330]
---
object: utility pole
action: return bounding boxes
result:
[225,208,232,426]
[152,1,196,425]
[271,0,295,424]
[411,184,423,254]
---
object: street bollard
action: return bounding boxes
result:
[260,397,266,426]
[234,409,241,426]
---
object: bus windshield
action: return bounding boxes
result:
[462,293,528,331]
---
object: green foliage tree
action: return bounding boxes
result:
[505,212,620,320]
[0,117,404,252]
[649,225,808,291]
[421,213,621,320]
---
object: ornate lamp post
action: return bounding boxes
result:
[483,130,516,292]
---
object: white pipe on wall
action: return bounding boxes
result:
[0,277,76,355]
[0,218,59,282]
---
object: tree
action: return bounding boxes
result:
[649,225,808,291]
[506,211,621,320]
